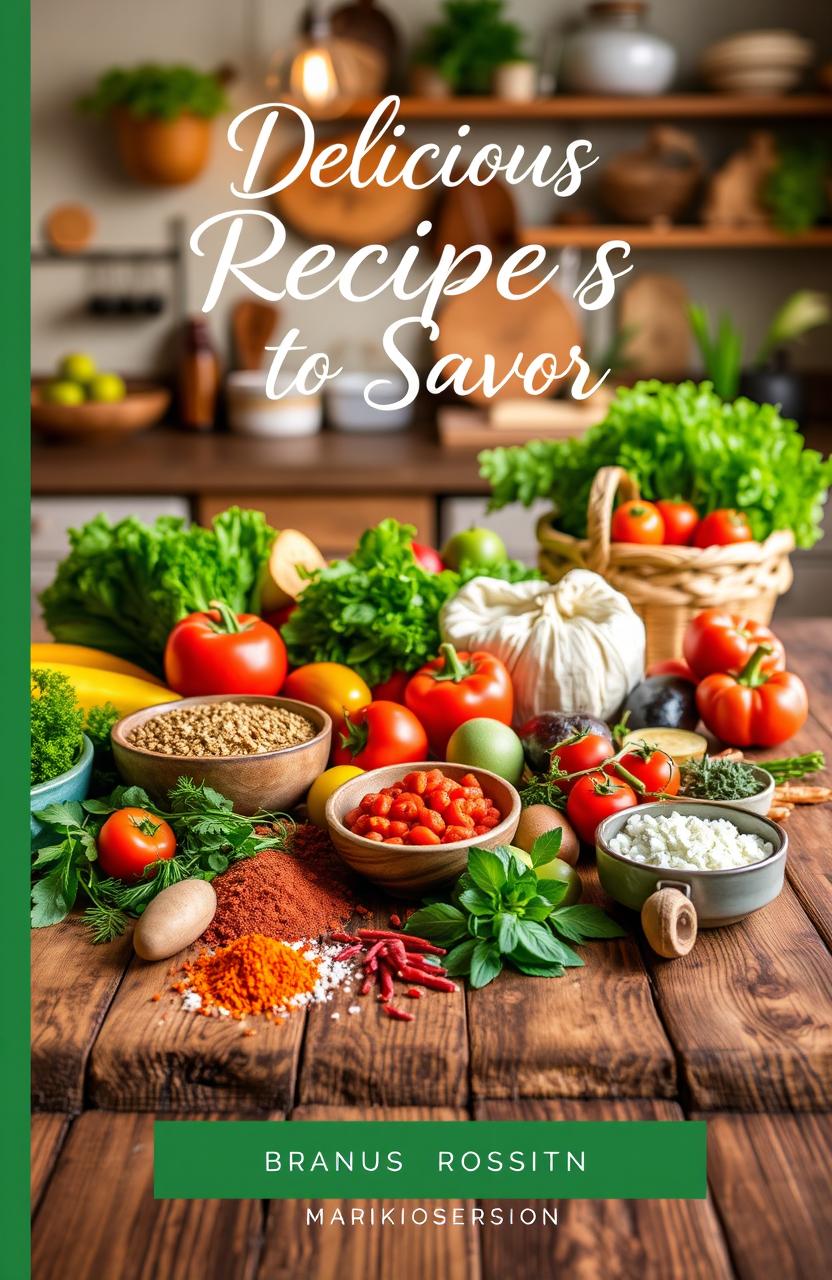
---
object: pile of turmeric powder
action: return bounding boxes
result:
[173,933,321,1019]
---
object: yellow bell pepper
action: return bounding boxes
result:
[33,662,179,718]
[31,643,164,686]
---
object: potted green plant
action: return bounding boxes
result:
[690,292,830,418]
[30,669,94,845]
[80,64,229,185]
[411,0,527,97]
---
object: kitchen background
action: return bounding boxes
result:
[31,0,832,631]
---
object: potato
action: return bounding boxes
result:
[514,804,580,867]
[133,879,217,961]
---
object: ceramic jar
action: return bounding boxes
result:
[560,1,676,96]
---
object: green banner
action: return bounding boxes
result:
[154,1120,706,1200]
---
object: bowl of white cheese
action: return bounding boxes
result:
[595,801,787,927]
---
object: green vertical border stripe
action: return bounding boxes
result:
[1,0,31,1273]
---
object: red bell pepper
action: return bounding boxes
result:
[404,643,513,756]
[683,608,785,679]
[696,645,808,748]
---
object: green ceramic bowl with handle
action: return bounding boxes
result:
[595,800,787,928]
[30,733,94,846]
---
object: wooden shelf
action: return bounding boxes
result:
[338,94,832,121]
[519,225,832,249]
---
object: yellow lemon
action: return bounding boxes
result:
[306,765,364,828]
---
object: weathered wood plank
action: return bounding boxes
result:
[647,880,832,1110]
[297,910,469,1108]
[704,1111,832,1280]
[30,1114,70,1214]
[31,1112,265,1280]
[260,1106,478,1280]
[468,869,676,1100]
[31,915,132,1111]
[776,618,832,727]
[89,948,305,1112]
[476,1099,732,1280]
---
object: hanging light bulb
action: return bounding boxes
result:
[266,2,385,118]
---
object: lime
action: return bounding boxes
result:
[512,848,581,905]
[446,717,524,786]
[58,352,97,384]
[42,380,85,406]
[88,372,127,403]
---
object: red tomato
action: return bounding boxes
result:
[549,731,615,792]
[646,658,697,683]
[405,643,513,756]
[693,509,753,548]
[333,701,429,770]
[610,500,665,545]
[614,745,680,799]
[683,609,785,679]
[371,670,411,704]
[567,772,638,845]
[696,646,808,748]
[656,500,699,546]
[97,808,176,883]
[164,601,287,697]
[411,542,445,573]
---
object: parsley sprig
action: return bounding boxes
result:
[405,833,625,988]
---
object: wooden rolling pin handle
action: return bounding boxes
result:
[641,886,698,959]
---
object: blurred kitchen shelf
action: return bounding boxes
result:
[520,226,832,249]
[339,94,832,121]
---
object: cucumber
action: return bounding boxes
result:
[621,727,708,765]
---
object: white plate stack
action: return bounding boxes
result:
[701,29,814,95]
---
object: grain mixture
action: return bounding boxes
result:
[129,700,315,757]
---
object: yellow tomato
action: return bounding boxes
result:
[282,663,371,731]
[306,765,364,828]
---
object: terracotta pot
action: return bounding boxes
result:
[113,110,213,186]
[600,126,703,224]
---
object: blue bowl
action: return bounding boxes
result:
[30,734,94,846]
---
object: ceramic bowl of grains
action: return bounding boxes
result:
[111,694,332,816]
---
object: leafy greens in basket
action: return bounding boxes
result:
[41,507,275,677]
[479,381,832,547]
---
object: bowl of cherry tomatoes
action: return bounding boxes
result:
[325,763,522,894]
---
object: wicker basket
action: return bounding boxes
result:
[537,466,794,668]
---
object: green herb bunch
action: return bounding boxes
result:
[31,668,85,786]
[679,756,762,802]
[41,507,275,676]
[31,778,289,942]
[405,834,625,988]
[282,518,539,687]
[480,381,832,548]
[80,64,228,121]
[415,0,525,95]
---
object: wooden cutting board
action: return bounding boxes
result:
[231,300,279,371]
[272,132,432,247]
[434,270,583,406]
[619,274,691,379]
[431,171,517,256]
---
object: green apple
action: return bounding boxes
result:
[446,717,524,786]
[512,847,581,905]
[58,352,97,384]
[87,372,127,403]
[42,380,85,406]
[441,527,508,571]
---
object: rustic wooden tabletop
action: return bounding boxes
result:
[30,618,832,1280]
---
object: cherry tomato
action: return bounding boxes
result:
[282,662,371,732]
[411,542,445,573]
[693,509,753,548]
[683,608,785,680]
[332,701,429,770]
[372,670,411,704]
[696,646,808,748]
[97,808,176,883]
[567,772,638,845]
[164,601,287,697]
[646,658,697,683]
[655,500,699,546]
[549,731,615,793]
[610,500,665,545]
[615,745,680,799]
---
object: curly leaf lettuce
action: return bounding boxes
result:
[479,381,832,547]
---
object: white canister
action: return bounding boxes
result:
[493,61,538,102]
[560,1,676,96]
[226,371,322,438]
[327,371,414,433]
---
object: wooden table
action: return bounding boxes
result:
[31,619,832,1280]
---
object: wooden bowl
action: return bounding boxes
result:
[31,380,171,443]
[325,762,522,895]
[112,695,332,817]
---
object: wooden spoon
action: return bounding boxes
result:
[231,300,279,372]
